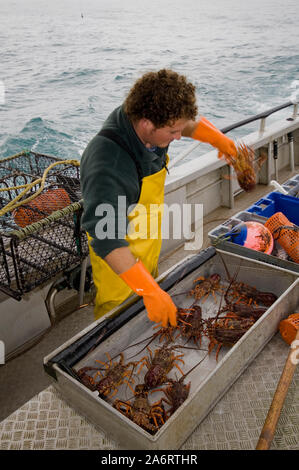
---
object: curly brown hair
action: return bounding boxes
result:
[124,69,198,128]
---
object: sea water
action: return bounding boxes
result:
[0,0,298,163]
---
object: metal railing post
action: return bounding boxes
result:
[78,256,88,307]
[288,132,295,171]
[273,139,278,181]
[259,117,266,133]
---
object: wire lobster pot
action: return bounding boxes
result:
[0,150,88,300]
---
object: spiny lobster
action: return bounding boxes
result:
[152,354,208,417]
[137,343,185,389]
[204,316,255,361]
[114,383,166,434]
[75,352,137,399]
[177,305,205,346]
[189,273,223,302]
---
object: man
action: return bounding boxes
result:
[80,69,237,326]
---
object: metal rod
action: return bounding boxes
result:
[259,117,266,134]
[288,132,295,171]
[30,233,78,256]
[273,140,278,181]
[221,101,294,134]
[48,287,58,324]
[168,141,200,169]
[267,142,273,184]
[78,256,88,307]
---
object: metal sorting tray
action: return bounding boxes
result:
[208,211,299,274]
[282,174,299,197]
[44,248,299,450]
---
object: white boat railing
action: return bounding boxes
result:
[169,100,298,170]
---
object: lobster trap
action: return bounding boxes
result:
[0,150,88,300]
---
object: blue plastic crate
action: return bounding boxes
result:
[246,191,299,225]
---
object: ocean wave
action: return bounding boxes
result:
[0,117,81,160]
[46,68,102,84]
[1,0,298,163]
[114,73,134,81]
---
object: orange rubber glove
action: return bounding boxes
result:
[192,116,237,159]
[119,260,177,327]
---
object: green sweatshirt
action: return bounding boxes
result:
[80,105,168,258]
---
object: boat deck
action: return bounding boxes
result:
[0,167,298,450]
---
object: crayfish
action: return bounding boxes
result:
[217,252,277,309]
[151,323,179,344]
[149,306,205,347]
[113,384,166,434]
[75,366,101,391]
[225,281,277,307]
[76,352,136,399]
[205,316,255,361]
[152,356,207,417]
[177,305,205,346]
[189,273,222,302]
[223,142,259,192]
[218,301,267,321]
[216,277,269,322]
[137,344,185,389]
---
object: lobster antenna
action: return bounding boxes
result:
[213,264,239,322]
[218,250,243,289]
[217,250,232,282]
[172,344,209,353]
[124,362,138,398]
[179,352,209,382]
[214,286,226,322]
[125,333,162,360]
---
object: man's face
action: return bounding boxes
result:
[144,118,189,148]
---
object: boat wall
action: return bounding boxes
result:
[0,286,51,357]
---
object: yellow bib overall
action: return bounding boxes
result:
[88,158,168,320]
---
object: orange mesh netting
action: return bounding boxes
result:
[264,212,299,263]
[279,313,299,345]
[13,188,71,228]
